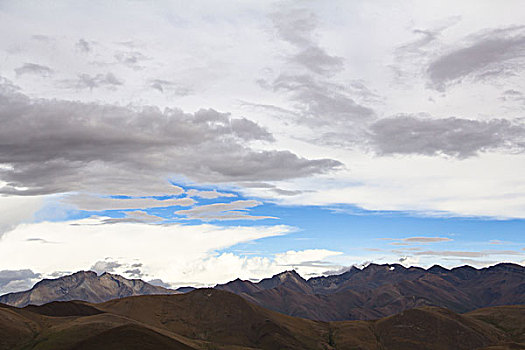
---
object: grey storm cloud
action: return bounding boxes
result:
[175,199,276,221]
[427,26,525,90]
[14,63,53,77]
[0,269,41,295]
[370,115,525,158]
[0,80,341,196]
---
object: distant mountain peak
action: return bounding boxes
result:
[0,271,177,308]
[275,269,303,281]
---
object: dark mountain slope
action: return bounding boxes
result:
[1,291,523,350]
[216,263,525,321]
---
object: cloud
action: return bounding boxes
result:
[0,269,41,295]
[14,63,53,77]
[258,7,376,148]
[186,189,236,199]
[271,8,343,76]
[115,50,147,68]
[0,217,295,288]
[414,250,524,258]
[150,79,192,95]
[427,26,525,90]
[25,237,58,244]
[76,39,92,53]
[401,237,452,243]
[271,188,303,196]
[0,195,44,236]
[370,115,525,158]
[175,199,276,221]
[273,249,343,267]
[65,72,123,90]
[64,193,194,211]
[261,74,375,148]
[147,278,171,288]
[98,211,165,225]
[0,82,340,197]
[90,259,122,275]
[500,89,525,104]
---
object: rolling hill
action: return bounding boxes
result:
[0,289,524,349]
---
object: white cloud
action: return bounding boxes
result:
[0,195,45,236]
[248,152,525,218]
[0,217,296,288]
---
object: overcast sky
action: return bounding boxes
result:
[0,0,524,294]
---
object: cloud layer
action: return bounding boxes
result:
[0,80,341,197]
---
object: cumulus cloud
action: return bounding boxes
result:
[14,63,53,77]
[0,217,295,288]
[175,199,276,221]
[370,115,525,158]
[90,259,122,275]
[0,81,340,197]
[0,269,41,295]
[427,26,525,90]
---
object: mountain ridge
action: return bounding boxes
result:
[216,262,525,321]
[0,270,177,307]
[1,262,523,322]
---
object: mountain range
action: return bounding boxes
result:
[216,262,525,321]
[1,289,524,349]
[1,263,524,322]
[0,270,176,307]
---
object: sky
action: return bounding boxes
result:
[0,0,524,294]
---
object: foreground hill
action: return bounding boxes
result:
[216,263,525,321]
[0,290,523,349]
[0,271,176,307]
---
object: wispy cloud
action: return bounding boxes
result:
[15,63,53,77]
[175,200,276,221]
[427,26,525,90]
